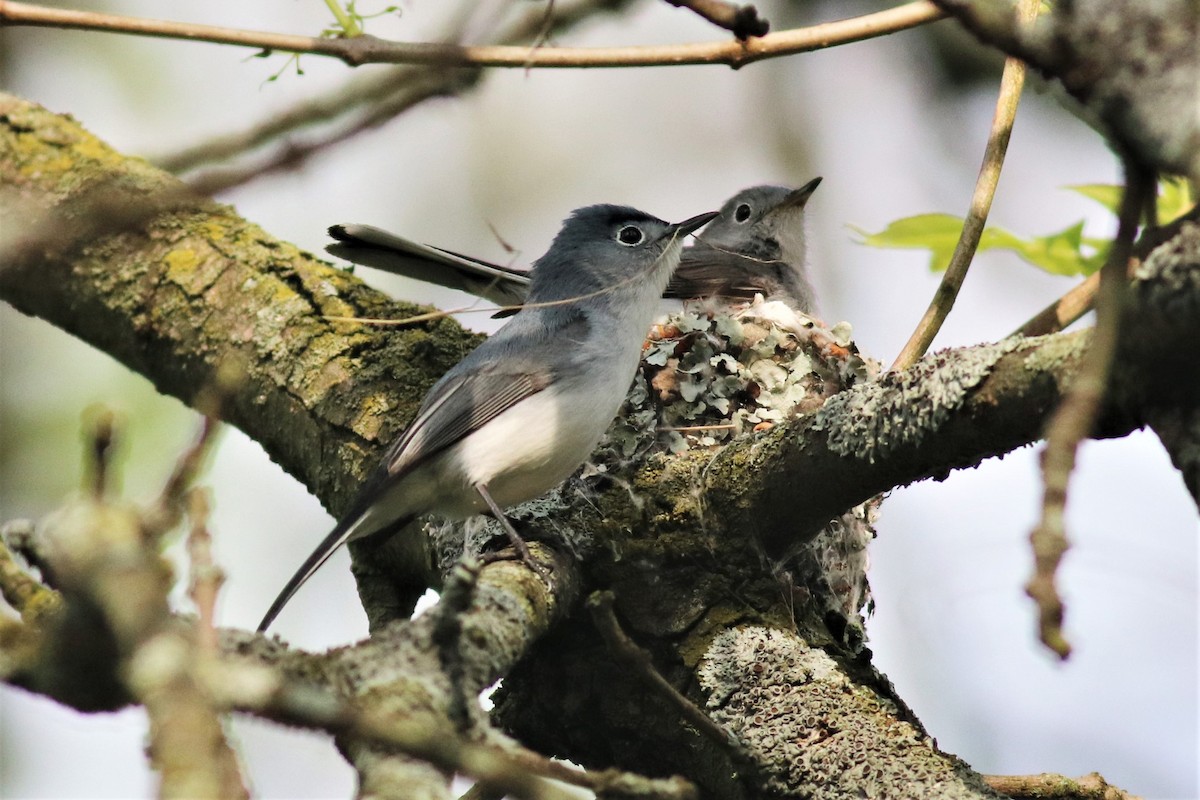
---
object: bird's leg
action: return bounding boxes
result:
[475,483,552,583]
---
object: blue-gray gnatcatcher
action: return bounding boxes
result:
[258,205,717,632]
[326,178,822,315]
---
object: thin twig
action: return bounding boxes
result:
[156,66,468,175]
[664,0,770,39]
[890,0,1038,371]
[659,423,738,432]
[210,662,578,800]
[1026,162,1150,659]
[82,406,118,500]
[181,67,476,195]
[1013,272,1100,338]
[587,591,742,756]
[0,1,944,70]
[984,771,1144,800]
[322,0,361,38]
[186,489,223,654]
[1013,199,1200,339]
[0,528,61,624]
[158,1,623,183]
[505,745,698,799]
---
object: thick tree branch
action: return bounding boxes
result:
[0,93,481,527]
[0,0,945,70]
[702,330,1136,557]
[931,0,1200,181]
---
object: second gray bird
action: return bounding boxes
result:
[326,178,821,316]
[259,204,716,632]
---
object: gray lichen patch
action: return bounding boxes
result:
[814,338,1022,463]
[696,626,1001,799]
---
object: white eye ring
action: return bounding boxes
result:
[617,225,645,246]
[734,203,752,223]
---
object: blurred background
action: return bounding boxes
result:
[1,1,1195,797]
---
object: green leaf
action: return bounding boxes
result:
[1158,177,1195,223]
[856,216,1101,276]
[985,221,1098,276]
[1067,183,1122,214]
[1069,178,1194,224]
[858,176,1191,280]
[849,214,967,272]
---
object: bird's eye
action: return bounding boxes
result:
[734,203,752,223]
[617,225,644,246]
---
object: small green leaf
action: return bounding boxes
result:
[986,221,1096,276]
[1158,177,1194,223]
[1067,183,1122,214]
[850,214,967,272]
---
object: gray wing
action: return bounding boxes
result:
[667,246,781,301]
[668,244,816,313]
[382,310,591,476]
[327,223,531,308]
[382,365,551,479]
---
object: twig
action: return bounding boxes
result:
[984,771,1144,800]
[158,66,472,176]
[0,1,945,70]
[186,489,223,654]
[890,0,1038,371]
[587,591,741,756]
[210,662,578,800]
[659,423,737,432]
[82,406,118,500]
[1026,162,1151,659]
[158,1,617,184]
[505,745,698,799]
[0,528,61,624]
[663,0,770,39]
[1013,272,1100,338]
[144,412,222,540]
[322,0,361,38]
[1012,200,1200,339]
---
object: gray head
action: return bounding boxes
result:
[700,178,821,263]
[671,178,822,313]
[528,204,711,304]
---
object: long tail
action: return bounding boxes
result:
[256,508,413,633]
[326,223,530,308]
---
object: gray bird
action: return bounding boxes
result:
[259,205,717,632]
[326,177,821,316]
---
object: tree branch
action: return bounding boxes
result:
[984,771,1143,800]
[930,0,1200,182]
[0,0,945,70]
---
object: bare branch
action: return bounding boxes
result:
[0,524,61,623]
[1013,272,1100,338]
[1027,164,1152,659]
[984,771,1144,800]
[0,1,945,70]
[588,591,743,757]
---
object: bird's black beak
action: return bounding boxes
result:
[779,176,823,209]
[662,210,719,242]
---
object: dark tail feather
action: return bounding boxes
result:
[256,510,413,633]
